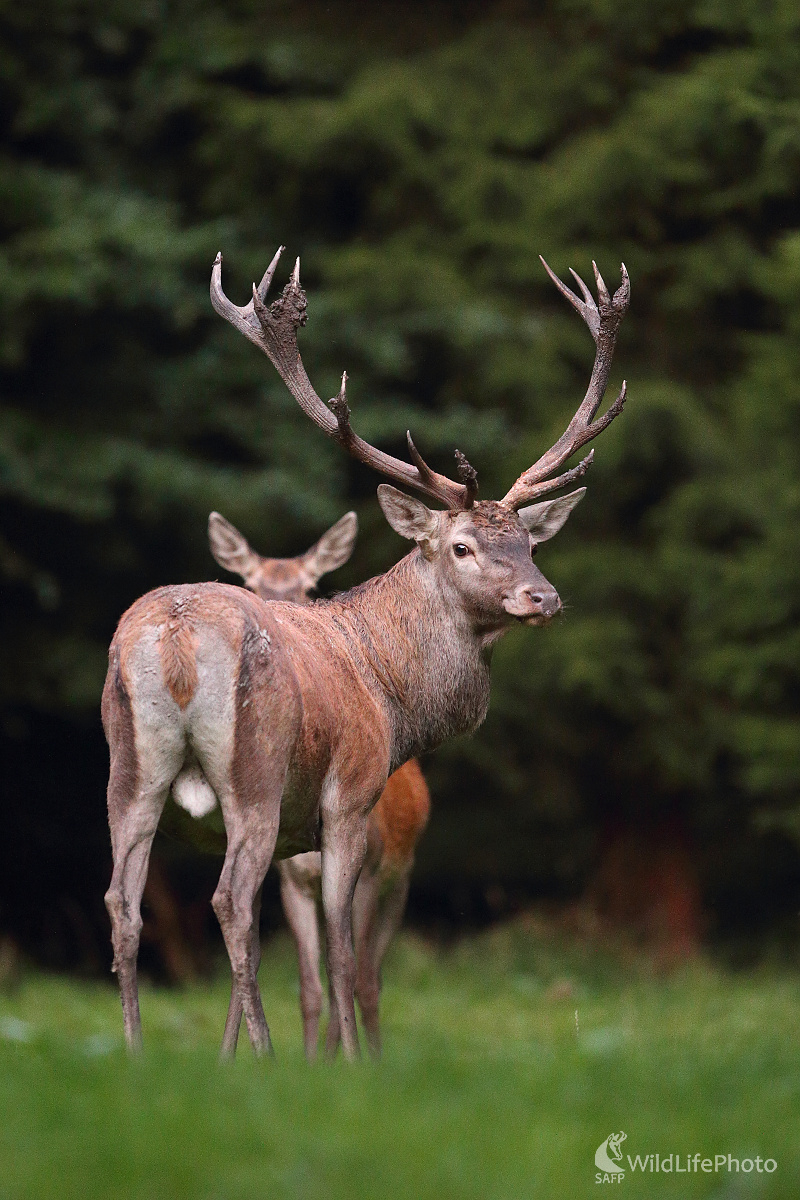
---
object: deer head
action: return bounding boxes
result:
[208,510,358,603]
[211,250,629,630]
[375,485,586,627]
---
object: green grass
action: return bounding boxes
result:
[1,924,799,1199]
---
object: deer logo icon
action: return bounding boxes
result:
[595,1131,627,1174]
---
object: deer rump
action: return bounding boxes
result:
[112,580,391,864]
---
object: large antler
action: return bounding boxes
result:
[500,258,630,511]
[211,249,478,510]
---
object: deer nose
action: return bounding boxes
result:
[524,586,561,617]
[502,584,562,622]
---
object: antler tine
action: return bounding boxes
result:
[500,258,630,511]
[569,267,595,308]
[592,260,611,306]
[211,252,477,510]
[257,246,285,301]
[539,255,600,340]
[406,433,479,508]
[454,449,479,505]
[210,248,286,347]
[406,431,438,486]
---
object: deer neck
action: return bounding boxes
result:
[332,549,495,770]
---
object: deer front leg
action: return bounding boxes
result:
[321,807,369,1062]
[278,862,324,1060]
[324,978,341,1058]
[353,868,410,1059]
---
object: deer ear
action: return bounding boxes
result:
[377,485,440,558]
[208,512,262,580]
[302,511,358,583]
[517,488,586,542]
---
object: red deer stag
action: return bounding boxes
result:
[207,509,430,1057]
[103,247,629,1059]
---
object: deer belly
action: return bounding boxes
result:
[274,779,321,859]
[160,781,227,856]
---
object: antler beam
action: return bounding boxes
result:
[211,250,477,510]
[500,258,630,511]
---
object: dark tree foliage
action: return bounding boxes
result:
[2,0,800,965]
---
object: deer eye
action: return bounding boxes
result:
[530,544,538,559]
[453,543,471,558]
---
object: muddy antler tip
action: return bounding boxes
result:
[251,281,269,324]
[292,257,301,287]
[214,251,222,265]
[614,264,631,309]
[454,451,478,505]
[454,449,478,485]
[328,372,350,426]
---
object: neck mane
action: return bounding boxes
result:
[322,549,494,770]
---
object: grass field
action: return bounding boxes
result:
[0,923,798,1200]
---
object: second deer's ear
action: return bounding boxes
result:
[377,485,440,559]
[303,511,358,583]
[208,512,262,581]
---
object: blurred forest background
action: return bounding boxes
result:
[2,0,800,979]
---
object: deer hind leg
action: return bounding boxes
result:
[209,720,289,1063]
[105,745,181,1052]
[279,861,324,1061]
[213,814,278,1059]
[353,868,411,1059]
[218,885,263,1059]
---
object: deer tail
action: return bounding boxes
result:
[160,598,198,710]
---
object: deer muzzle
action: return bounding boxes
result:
[502,584,562,625]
